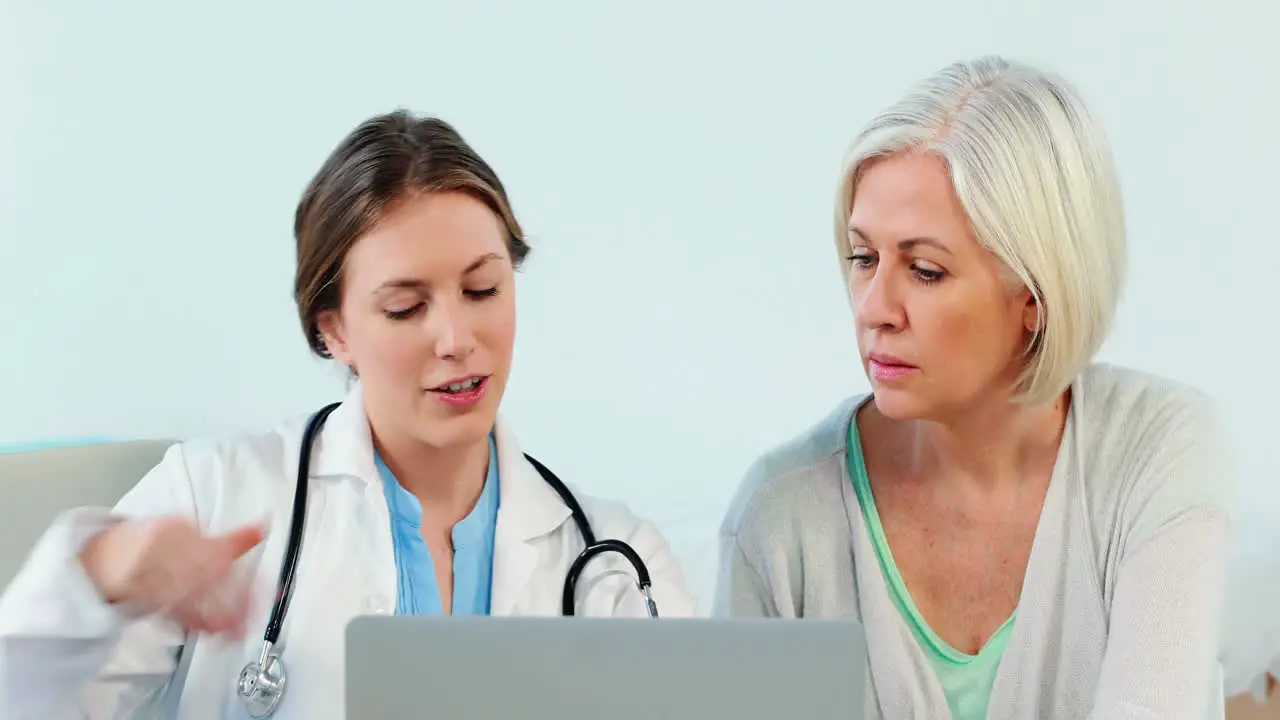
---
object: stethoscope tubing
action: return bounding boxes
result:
[269,402,656,639]
[240,401,659,717]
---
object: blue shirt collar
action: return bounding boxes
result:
[453,435,500,548]
[375,434,501,547]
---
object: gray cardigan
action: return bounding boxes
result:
[715,363,1233,719]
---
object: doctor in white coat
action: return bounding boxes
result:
[0,110,698,719]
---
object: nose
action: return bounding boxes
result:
[430,301,477,360]
[852,266,906,332]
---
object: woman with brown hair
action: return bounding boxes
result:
[0,110,697,719]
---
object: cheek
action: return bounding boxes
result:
[479,297,517,361]
[913,301,978,355]
[914,292,1025,367]
[348,316,430,379]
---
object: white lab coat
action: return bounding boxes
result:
[0,386,698,719]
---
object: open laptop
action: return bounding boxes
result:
[345,616,867,719]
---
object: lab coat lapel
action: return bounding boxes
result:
[309,381,378,485]
[489,420,573,616]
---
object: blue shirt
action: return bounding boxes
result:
[375,435,500,616]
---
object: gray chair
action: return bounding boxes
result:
[0,440,174,590]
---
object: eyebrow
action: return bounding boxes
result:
[372,252,504,293]
[848,226,952,255]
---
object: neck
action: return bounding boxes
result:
[906,390,1069,492]
[371,426,490,529]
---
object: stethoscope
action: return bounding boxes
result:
[235,402,660,718]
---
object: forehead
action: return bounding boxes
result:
[344,191,509,285]
[848,151,971,241]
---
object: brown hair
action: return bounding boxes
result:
[293,110,530,359]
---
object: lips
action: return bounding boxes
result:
[867,352,918,383]
[430,375,486,394]
[427,375,490,410]
[867,352,915,369]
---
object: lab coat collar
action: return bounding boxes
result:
[491,420,575,542]
[489,420,575,614]
[310,382,377,485]
[310,381,573,542]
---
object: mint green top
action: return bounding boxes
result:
[846,416,1014,720]
[719,364,1234,718]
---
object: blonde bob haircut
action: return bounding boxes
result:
[833,55,1126,405]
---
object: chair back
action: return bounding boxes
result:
[0,440,172,589]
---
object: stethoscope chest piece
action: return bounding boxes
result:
[237,644,287,719]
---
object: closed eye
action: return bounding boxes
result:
[912,263,945,285]
[846,252,875,270]
[465,287,500,299]
[846,252,945,286]
[385,303,423,320]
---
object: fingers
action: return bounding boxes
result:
[212,523,267,560]
[158,524,263,638]
[171,562,255,638]
[106,518,267,639]
[173,599,245,638]
[145,533,213,612]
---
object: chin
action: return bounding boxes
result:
[416,411,496,449]
[869,387,937,421]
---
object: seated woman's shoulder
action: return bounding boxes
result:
[571,491,653,540]
[1077,362,1219,426]
[1075,362,1233,521]
[564,488,702,616]
[721,395,865,541]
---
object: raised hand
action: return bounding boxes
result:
[78,516,266,638]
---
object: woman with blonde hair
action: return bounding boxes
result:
[716,56,1233,719]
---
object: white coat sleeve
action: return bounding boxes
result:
[611,518,700,619]
[571,503,700,619]
[1088,393,1234,720]
[0,443,197,719]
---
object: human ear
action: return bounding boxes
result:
[1018,286,1042,335]
[316,309,353,367]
